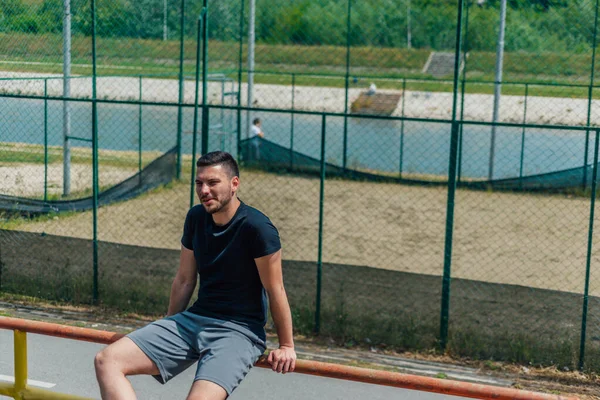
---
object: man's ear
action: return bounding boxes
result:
[231,176,240,193]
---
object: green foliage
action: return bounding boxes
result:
[37,0,62,33]
[1,0,27,18]
[3,0,600,54]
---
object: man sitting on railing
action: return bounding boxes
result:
[94,151,296,400]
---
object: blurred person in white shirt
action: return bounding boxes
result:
[250,117,264,160]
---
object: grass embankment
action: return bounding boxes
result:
[1,33,600,98]
[0,142,164,169]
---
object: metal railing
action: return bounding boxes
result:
[0,317,579,400]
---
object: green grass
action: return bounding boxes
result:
[0,149,62,164]
[0,33,430,74]
[251,71,595,99]
[0,143,163,169]
[1,210,81,229]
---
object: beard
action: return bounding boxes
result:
[203,191,232,214]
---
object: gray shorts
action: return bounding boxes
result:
[127,311,266,395]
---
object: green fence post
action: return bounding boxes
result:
[190,8,207,209]
[519,83,529,186]
[399,78,406,177]
[91,0,99,304]
[440,0,465,351]
[44,79,48,202]
[138,75,143,175]
[290,73,296,170]
[583,0,599,190]
[315,114,327,335]
[201,0,209,156]
[342,0,351,171]
[579,129,600,371]
[237,0,245,163]
[176,0,186,180]
[457,1,469,183]
[315,114,327,334]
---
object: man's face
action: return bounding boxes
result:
[195,164,239,214]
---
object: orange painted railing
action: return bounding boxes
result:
[0,316,579,400]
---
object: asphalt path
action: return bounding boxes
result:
[0,330,472,399]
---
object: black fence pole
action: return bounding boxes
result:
[579,129,600,371]
[342,0,351,171]
[583,0,599,190]
[237,0,245,163]
[440,0,465,351]
[315,114,327,334]
[457,1,469,182]
[190,8,206,209]
[91,0,99,304]
[290,73,296,170]
[200,0,209,155]
[176,0,186,179]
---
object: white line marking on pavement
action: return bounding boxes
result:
[0,375,56,388]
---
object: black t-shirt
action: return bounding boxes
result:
[181,201,281,341]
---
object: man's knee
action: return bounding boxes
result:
[94,340,132,375]
[95,337,160,377]
[94,347,117,374]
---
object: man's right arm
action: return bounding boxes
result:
[167,245,197,316]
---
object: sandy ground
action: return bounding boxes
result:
[2,71,599,126]
[7,169,600,297]
[0,162,137,197]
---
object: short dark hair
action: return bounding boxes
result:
[196,151,239,178]
[253,118,261,125]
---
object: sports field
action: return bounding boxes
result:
[6,168,596,297]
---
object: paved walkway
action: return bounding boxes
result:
[0,330,469,399]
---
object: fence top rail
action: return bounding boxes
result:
[0,317,579,400]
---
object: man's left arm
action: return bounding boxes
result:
[255,249,296,374]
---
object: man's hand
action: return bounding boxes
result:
[267,346,296,374]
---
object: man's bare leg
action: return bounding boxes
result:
[94,337,160,400]
[186,380,228,400]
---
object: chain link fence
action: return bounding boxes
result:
[1,0,600,373]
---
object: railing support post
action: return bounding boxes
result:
[14,330,27,399]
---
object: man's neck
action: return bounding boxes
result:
[212,197,241,226]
